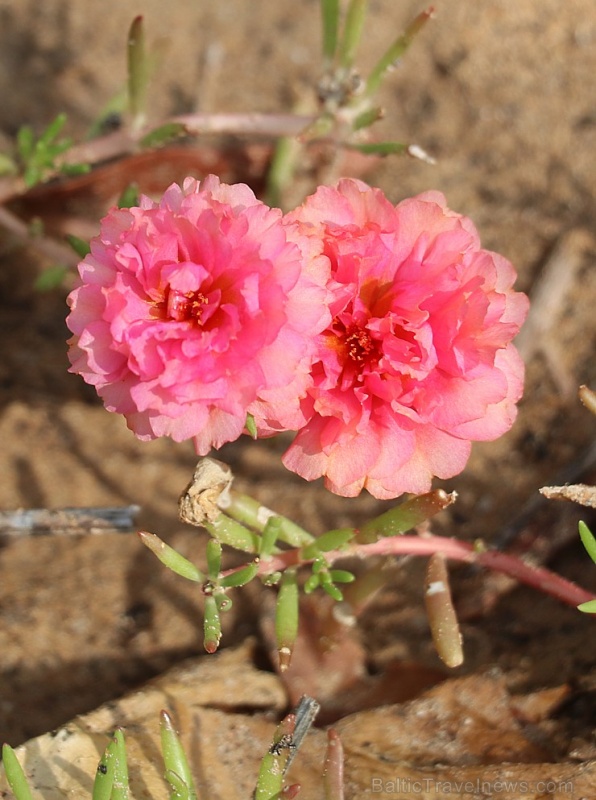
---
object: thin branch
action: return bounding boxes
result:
[63,113,316,168]
[244,534,596,609]
[170,112,315,139]
[0,112,317,205]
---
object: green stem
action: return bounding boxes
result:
[264,135,302,210]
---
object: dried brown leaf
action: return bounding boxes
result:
[540,484,596,508]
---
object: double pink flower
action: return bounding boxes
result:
[67,176,528,499]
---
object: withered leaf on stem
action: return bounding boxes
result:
[540,484,596,509]
[178,458,234,526]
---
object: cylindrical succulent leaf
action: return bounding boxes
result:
[275,568,299,671]
[203,595,222,654]
[424,553,463,668]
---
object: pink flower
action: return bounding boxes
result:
[66,176,330,453]
[282,179,529,499]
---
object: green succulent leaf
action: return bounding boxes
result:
[214,591,232,613]
[244,411,258,440]
[579,521,596,565]
[16,125,35,160]
[92,741,116,800]
[365,7,433,96]
[276,568,299,670]
[254,750,285,799]
[2,744,34,800]
[255,714,295,799]
[127,16,148,129]
[352,105,384,132]
[138,531,204,582]
[578,599,596,614]
[220,561,259,588]
[66,233,91,258]
[344,140,408,157]
[357,490,454,543]
[110,729,129,800]
[318,569,332,585]
[321,0,340,62]
[311,528,354,555]
[312,556,327,574]
[203,594,222,653]
[222,493,314,547]
[206,539,222,581]
[140,122,187,149]
[260,516,283,557]
[329,569,355,584]
[39,112,68,145]
[16,114,79,187]
[118,183,140,209]
[160,710,198,800]
[205,514,262,554]
[263,571,282,586]
[23,164,43,188]
[322,582,344,602]
[0,152,18,176]
[60,162,91,177]
[338,0,368,69]
[163,770,191,800]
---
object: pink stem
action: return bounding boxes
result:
[251,535,595,609]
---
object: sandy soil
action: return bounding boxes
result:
[1,0,596,757]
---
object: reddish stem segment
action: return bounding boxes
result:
[250,535,595,609]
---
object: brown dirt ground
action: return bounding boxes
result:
[1,0,596,763]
